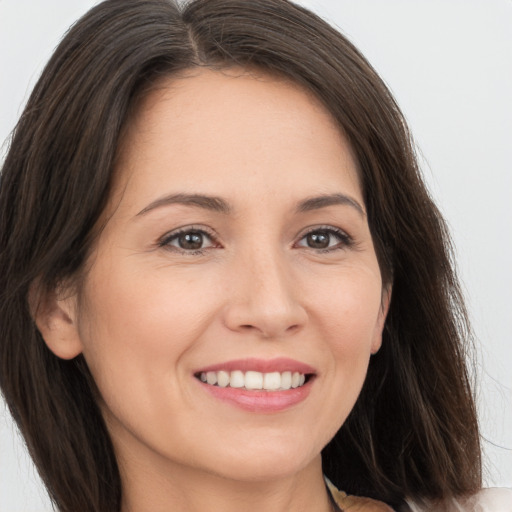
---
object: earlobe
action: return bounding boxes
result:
[29,281,83,360]
[371,285,392,355]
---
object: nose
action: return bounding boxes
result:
[222,247,308,339]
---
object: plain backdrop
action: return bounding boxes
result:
[1,1,511,510]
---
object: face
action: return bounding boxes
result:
[52,69,389,484]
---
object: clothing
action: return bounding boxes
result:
[326,479,512,512]
[406,488,512,511]
[326,479,395,511]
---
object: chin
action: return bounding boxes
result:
[198,438,322,483]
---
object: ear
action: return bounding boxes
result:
[370,284,392,355]
[29,281,83,360]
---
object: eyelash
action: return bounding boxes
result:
[295,226,354,252]
[158,226,218,255]
[158,225,353,255]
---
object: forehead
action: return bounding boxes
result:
[112,67,361,212]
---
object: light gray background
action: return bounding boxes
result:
[1,1,511,510]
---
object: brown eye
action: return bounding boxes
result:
[178,232,204,250]
[306,231,330,249]
[160,228,216,252]
[296,227,352,252]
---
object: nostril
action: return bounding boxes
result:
[240,324,256,332]
[223,297,307,338]
[237,322,302,338]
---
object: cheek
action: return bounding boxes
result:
[76,264,214,405]
[307,268,384,395]
[75,268,220,454]
[311,268,383,345]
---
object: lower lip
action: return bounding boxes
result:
[197,379,313,413]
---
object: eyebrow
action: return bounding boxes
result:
[135,192,365,218]
[296,193,366,217]
[136,193,231,216]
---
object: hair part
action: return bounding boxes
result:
[0,1,481,510]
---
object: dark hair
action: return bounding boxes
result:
[0,0,481,510]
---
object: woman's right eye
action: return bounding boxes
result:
[159,228,217,253]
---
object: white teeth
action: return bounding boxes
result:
[230,370,245,388]
[245,371,263,390]
[263,372,281,390]
[281,371,292,389]
[217,370,230,388]
[198,370,308,391]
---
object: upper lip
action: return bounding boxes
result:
[194,357,316,375]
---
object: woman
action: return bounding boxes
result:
[0,1,509,511]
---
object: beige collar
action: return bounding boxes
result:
[326,478,395,511]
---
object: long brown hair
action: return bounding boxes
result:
[0,1,481,510]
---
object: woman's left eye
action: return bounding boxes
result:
[296,227,351,251]
[159,228,217,253]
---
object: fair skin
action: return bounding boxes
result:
[37,68,390,512]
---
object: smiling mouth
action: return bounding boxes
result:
[195,370,313,391]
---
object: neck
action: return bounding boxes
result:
[119,453,332,512]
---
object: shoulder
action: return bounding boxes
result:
[406,488,512,512]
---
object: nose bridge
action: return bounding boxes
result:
[224,243,306,338]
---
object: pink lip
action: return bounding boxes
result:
[195,357,316,375]
[197,378,314,413]
[193,358,316,413]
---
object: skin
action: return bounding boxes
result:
[38,68,390,512]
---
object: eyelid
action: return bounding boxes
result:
[158,225,221,252]
[294,225,353,251]
[156,224,354,254]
